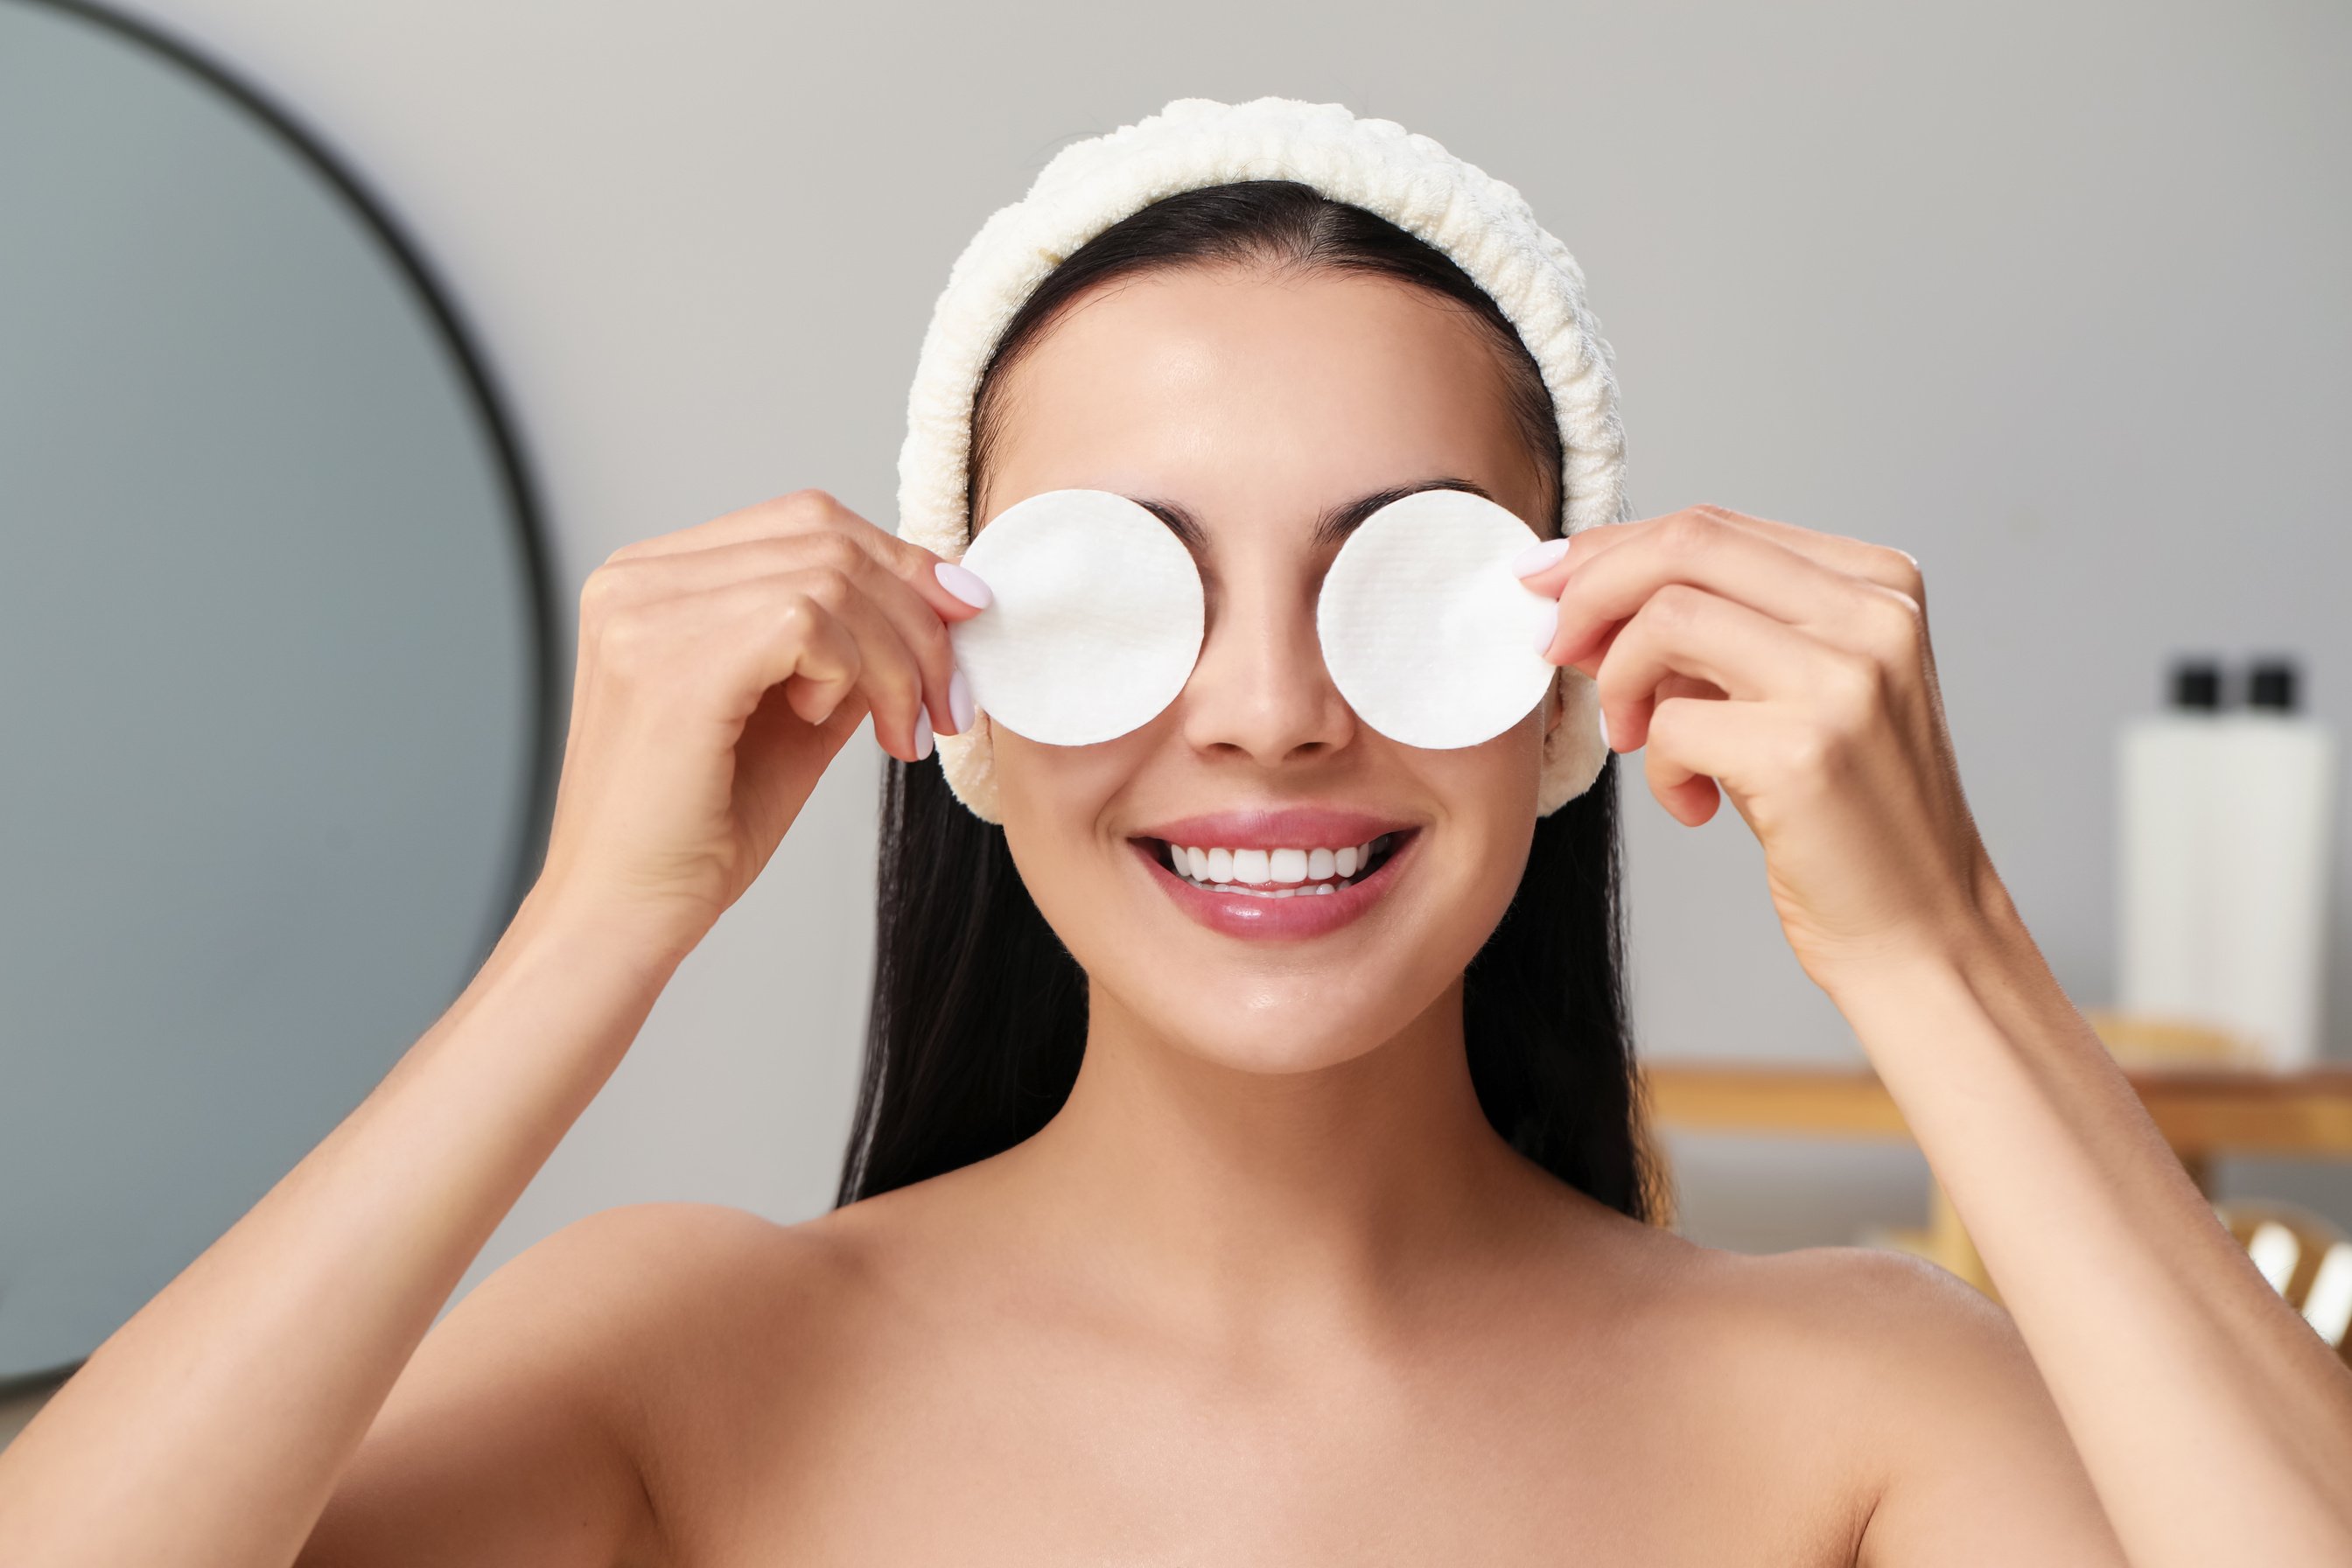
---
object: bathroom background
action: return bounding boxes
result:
[4,0,2347,1436]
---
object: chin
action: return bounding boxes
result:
[1074,948,1456,1077]
[1164,997,1418,1078]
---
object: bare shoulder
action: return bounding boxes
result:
[1710,1243,2071,1444]
[305,1201,834,1565]
[502,1199,861,1326]
[1655,1242,2127,1567]
[1606,1233,2037,1389]
[496,1171,1011,1379]
[484,1199,898,1404]
[1683,1240,2030,1363]
[402,1200,856,1376]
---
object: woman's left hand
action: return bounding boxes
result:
[1524,503,1999,990]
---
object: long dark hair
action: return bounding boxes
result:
[836,180,1668,1225]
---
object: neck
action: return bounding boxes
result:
[998,974,1546,1332]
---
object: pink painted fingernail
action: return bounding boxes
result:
[912,703,934,760]
[1531,594,1560,655]
[1598,706,1612,751]
[935,561,993,609]
[948,666,975,733]
[1512,536,1572,578]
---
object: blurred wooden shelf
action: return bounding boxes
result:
[1639,1029,2352,1301]
[1641,1060,2352,1161]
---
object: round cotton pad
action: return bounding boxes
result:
[1317,489,1561,750]
[948,488,1205,746]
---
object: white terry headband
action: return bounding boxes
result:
[894,94,1628,823]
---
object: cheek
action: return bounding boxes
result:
[1404,720,1546,912]
[1419,707,1550,827]
[990,722,1140,826]
[990,724,1148,914]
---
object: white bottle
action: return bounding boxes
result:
[2206,658,2339,1070]
[2117,658,2231,1040]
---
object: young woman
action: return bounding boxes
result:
[4,178,2348,1567]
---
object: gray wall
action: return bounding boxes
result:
[1,0,542,1382]
[83,0,2352,1294]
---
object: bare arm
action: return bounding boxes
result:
[0,899,682,1568]
[293,1202,780,1568]
[1522,500,2352,1562]
[1832,891,2352,1567]
[1791,1248,2131,1566]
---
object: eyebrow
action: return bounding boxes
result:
[1124,476,1500,556]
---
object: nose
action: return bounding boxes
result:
[1175,563,1357,770]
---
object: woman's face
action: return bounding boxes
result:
[977,263,1561,1075]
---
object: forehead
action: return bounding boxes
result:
[979,266,1538,533]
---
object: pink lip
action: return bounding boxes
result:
[1130,805,1416,851]
[1129,827,1419,942]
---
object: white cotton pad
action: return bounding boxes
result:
[948,488,1205,746]
[1316,489,1561,750]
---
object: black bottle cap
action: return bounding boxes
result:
[2170,657,2222,710]
[2248,657,2300,712]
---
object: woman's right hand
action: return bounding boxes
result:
[526,487,989,956]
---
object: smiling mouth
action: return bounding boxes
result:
[1136,831,1410,897]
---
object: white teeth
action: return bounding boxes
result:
[1160,834,1396,893]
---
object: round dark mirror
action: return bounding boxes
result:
[0,0,556,1382]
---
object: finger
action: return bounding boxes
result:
[714,579,867,734]
[605,488,994,637]
[1533,502,1924,606]
[1640,693,1791,829]
[592,529,970,738]
[737,570,936,760]
[1536,508,1914,674]
[601,488,862,564]
[778,605,867,736]
[650,569,921,760]
[1518,503,1922,609]
[790,539,968,738]
[1511,516,1645,593]
[1591,583,1866,752]
[1681,504,1925,603]
[1646,733,1722,827]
